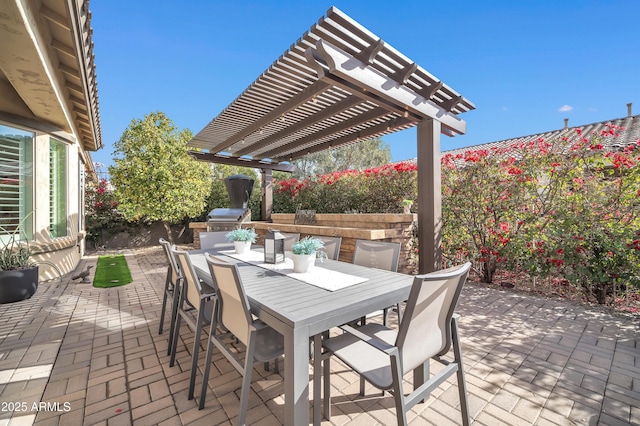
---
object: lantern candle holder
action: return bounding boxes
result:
[264,229,285,264]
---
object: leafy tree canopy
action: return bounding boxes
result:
[109,112,212,239]
[291,137,391,178]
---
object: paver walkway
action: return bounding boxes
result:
[0,246,638,425]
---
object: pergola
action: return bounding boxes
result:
[188,6,474,274]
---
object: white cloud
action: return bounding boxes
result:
[558,104,573,112]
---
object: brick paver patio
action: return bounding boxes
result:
[0,247,638,425]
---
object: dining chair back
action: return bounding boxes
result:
[397,262,470,372]
[199,254,285,424]
[352,240,400,272]
[352,240,401,325]
[281,232,300,252]
[314,262,472,426]
[169,248,216,400]
[158,238,181,354]
[199,231,233,250]
[208,255,252,345]
[312,236,342,260]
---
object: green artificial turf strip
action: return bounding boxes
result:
[93,254,133,288]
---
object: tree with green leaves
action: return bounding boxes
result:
[292,137,391,178]
[109,112,212,243]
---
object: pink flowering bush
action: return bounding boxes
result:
[274,162,418,213]
[85,172,128,246]
[443,125,640,305]
[273,126,640,306]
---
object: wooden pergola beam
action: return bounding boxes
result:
[193,80,330,153]
[234,96,361,157]
[307,39,467,135]
[259,107,391,159]
[188,151,296,173]
[277,116,412,162]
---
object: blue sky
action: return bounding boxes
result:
[90,0,639,173]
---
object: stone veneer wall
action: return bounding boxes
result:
[190,213,418,274]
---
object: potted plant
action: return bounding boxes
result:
[291,237,326,273]
[402,199,414,214]
[0,220,38,304]
[226,228,257,254]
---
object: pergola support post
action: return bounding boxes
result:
[261,169,273,222]
[417,119,442,273]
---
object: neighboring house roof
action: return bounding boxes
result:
[399,107,640,164]
[0,0,101,152]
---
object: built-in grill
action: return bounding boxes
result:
[207,174,254,231]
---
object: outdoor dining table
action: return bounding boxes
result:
[188,248,415,425]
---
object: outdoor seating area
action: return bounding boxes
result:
[0,245,637,425]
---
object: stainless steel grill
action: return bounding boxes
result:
[206,174,254,231]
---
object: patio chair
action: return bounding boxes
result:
[169,247,216,400]
[352,240,401,326]
[158,238,182,356]
[199,254,284,424]
[282,232,300,252]
[311,236,342,260]
[313,262,472,426]
[199,231,234,250]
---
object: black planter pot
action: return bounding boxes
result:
[0,266,39,304]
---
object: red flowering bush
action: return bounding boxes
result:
[85,172,128,247]
[273,126,640,306]
[274,162,418,213]
[443,126,640,305]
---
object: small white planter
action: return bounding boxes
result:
[292,253,316,273]
[234,241,251,254]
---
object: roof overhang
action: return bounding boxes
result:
[0,0,101,151]
[188,6,474,169]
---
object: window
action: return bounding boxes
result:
[50,138,67,238]
[0,124,34,242]
[79,163,85,232]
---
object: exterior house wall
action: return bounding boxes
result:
[0,0,100,283]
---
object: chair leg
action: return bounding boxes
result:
[238,336,257,426]
[199,331,215,410]
[167,282,180,356]
[390,355,408,426]
[452,318,471,426]
[169,313,182,367]
[323,352,331,420]
[159,271,171,334]
[382,307,389,326]
[188,312,205,400]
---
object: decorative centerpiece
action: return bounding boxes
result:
[291,237,326,273]
[264,229,285,264]
[0,220,39,304]
[226,228,257,254]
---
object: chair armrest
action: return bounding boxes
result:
[339,324,397,356]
